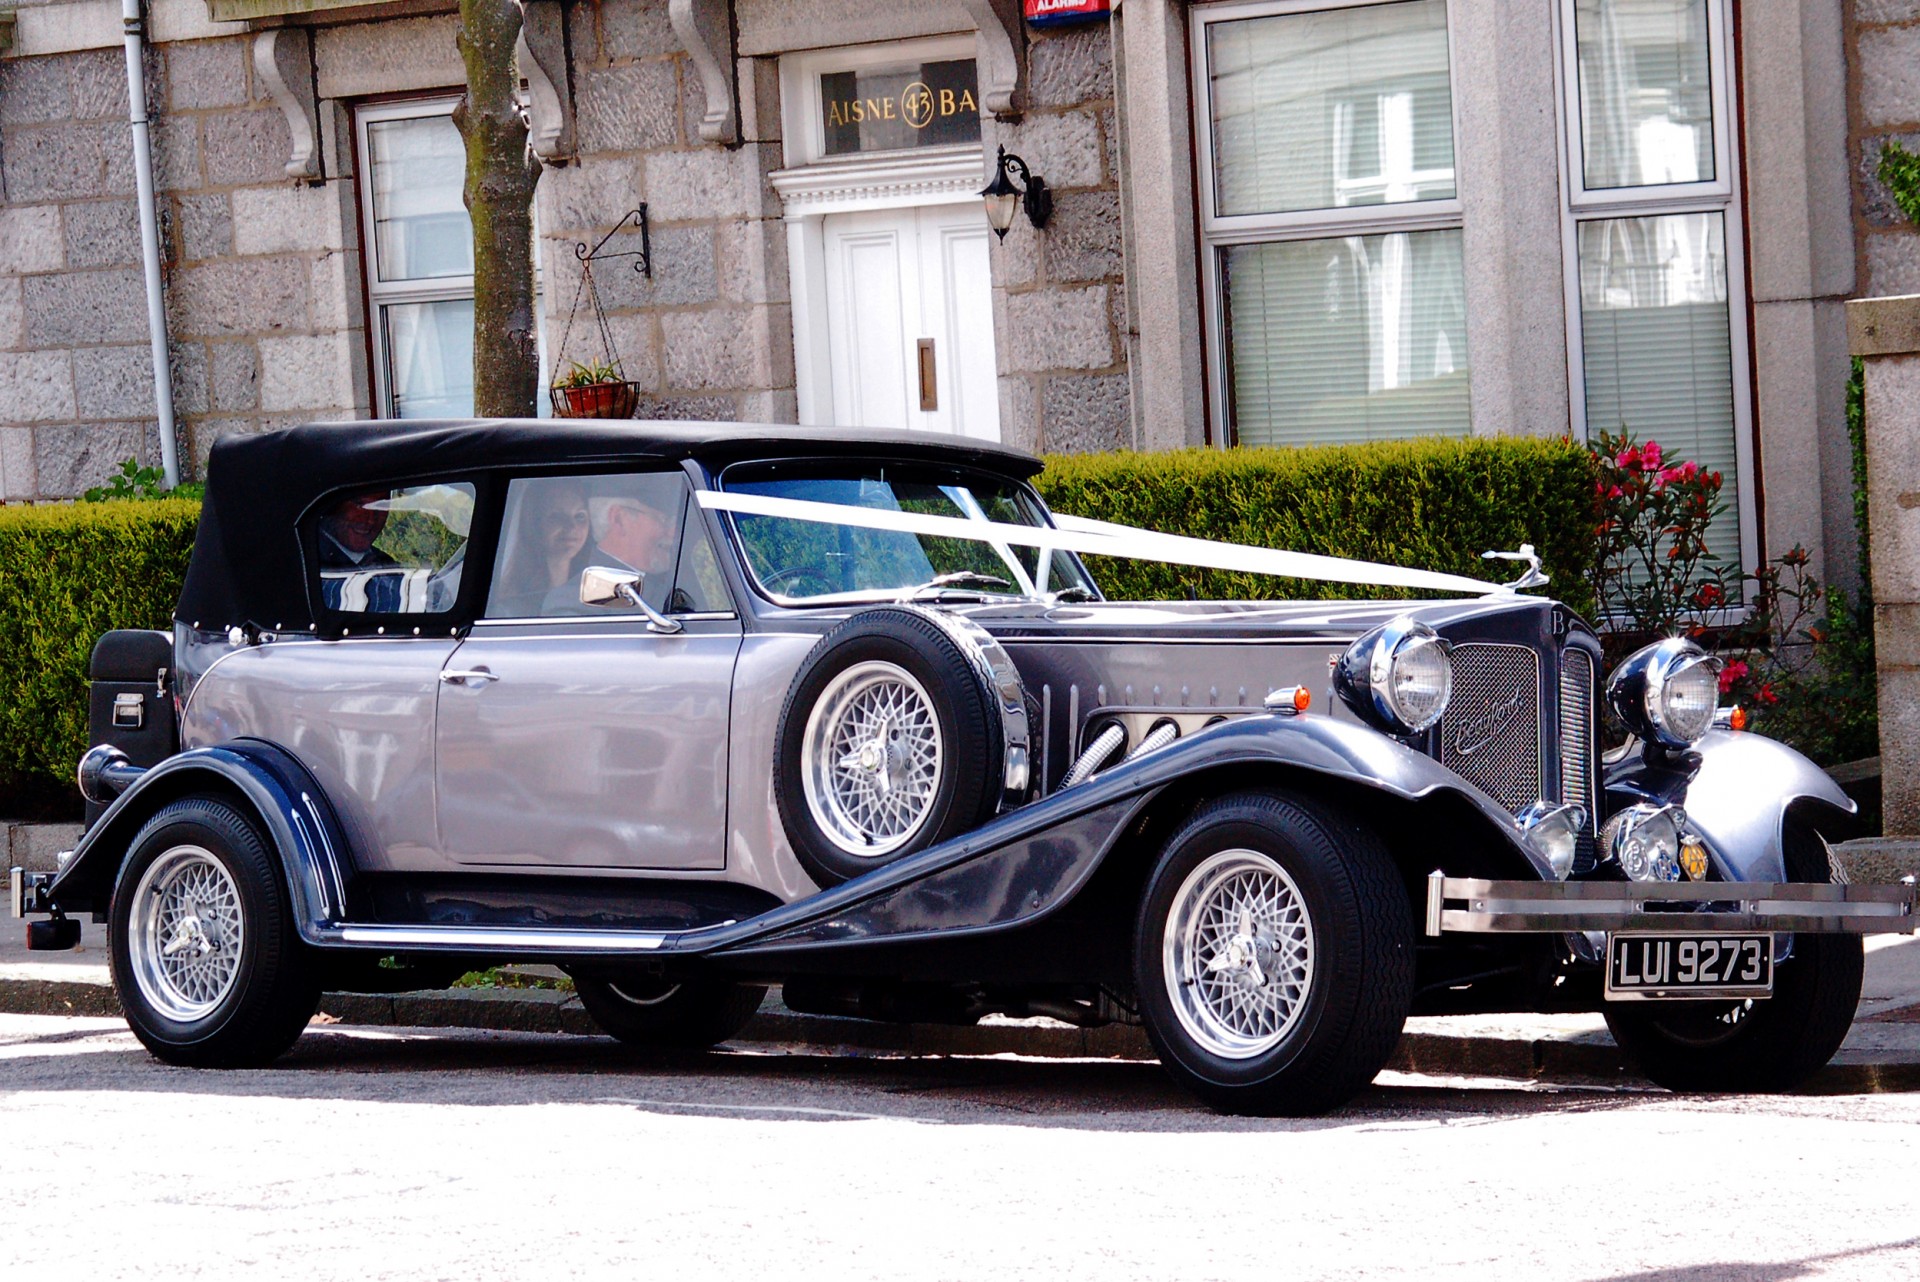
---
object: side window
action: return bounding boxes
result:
[315,482,476,614]
[488,472,701,619]
[667,493,731,614]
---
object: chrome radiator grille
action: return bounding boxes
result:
[1441,644,1542,813]
[1559,648,1596,819]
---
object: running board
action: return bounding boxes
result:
[330,922,713,953]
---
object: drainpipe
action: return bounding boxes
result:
[121,0,180,489]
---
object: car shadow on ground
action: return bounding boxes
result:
[0,1014,1692,1133]
[1582,1235,1920,1282]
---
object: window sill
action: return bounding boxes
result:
[206,0,452,26]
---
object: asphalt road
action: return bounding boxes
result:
[5,1013,1919,1282]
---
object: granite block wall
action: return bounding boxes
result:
[536,0,794,424]
[984,22,1131,454]
[0,27,366,500]
[1851,0,1920,294]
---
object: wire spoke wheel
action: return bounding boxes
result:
[128,844,246,1023]
[801,659,944,858]
[1164,849,1316,1060]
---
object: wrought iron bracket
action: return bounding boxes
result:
[575,207,651,279]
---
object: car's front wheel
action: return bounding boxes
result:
[1603,820,1864,1093]
[1134,790,1414,1116]
[569,971,767,1049]
[109,796,320,1067]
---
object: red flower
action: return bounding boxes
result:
[1608,485,1624,499]
[1695,583,1724,608]
[1758,682,1779,705]
[1718,659,1749,695]
[1678,460,1699,482]
[1642,441,1663,470]
[1615,445,1643,470]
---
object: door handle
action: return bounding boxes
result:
[439,668,498,686]
[917,338,937,412]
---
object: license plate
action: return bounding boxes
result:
[1604,932,1774,1001]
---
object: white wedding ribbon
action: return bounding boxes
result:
[695,489,1505,597]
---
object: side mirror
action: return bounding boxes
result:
[578,565,683,634]
[579,565,644,608]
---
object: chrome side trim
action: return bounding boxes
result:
[334,924,681,952]
[9,867,22,919]
[1424,876,1917,936]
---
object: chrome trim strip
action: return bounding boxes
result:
[9,867,22,919]
[472,612,739,628]
[335,924,680,951]
[1424,876,1917,936]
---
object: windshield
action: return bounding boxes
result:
[720,462,1098,604]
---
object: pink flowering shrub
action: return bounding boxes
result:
[1590,428,1877,768]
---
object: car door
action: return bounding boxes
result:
[433,471,742,871]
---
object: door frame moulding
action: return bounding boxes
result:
[773,36,991,428]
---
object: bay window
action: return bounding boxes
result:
[1194,0,1469,447]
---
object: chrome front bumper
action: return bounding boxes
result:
[1424,872,1918,936]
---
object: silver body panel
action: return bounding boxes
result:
[435,617,741,872]
[182,638,454,873]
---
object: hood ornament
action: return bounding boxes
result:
[1482,543,1550,592]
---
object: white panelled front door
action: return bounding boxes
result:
[820,203,1000,441]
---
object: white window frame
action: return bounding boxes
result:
[1190,0,1467,447]
[355,96,548,419]
[1551,0,1757,576]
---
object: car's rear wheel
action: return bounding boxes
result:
[1604,817,1863,1092]
[110,796,320,1067]
[569,971,767,1049]
[1134,790,1413,1116]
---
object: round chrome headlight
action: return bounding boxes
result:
[1335,617,1454,735]
[1606,638,1722,749]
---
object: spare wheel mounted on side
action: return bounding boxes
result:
[774,606,1031,887]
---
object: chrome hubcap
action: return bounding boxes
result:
[129,845,245,1022]
[802,660,943,858]
[1164,849,1315,1059]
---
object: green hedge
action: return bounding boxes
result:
[0,437,1597,793]
[1035,437,1599,618]
[0,499,201,790]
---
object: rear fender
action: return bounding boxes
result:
[49,740,350,940]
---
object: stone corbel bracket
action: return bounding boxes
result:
[253,28,321,183]
[960,0,1026,119]
[669,0,737,145]
[519,0,575,165]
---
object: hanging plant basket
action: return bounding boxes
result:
[551,379,640,419]
[549,207,652,421]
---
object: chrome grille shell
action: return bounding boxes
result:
[1440,644,1543,813]
[1559,648,1596,818]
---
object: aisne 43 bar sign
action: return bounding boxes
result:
[820,59,981,157]
[1025,0,1110,26]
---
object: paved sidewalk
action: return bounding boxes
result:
[5,921,1920,1088]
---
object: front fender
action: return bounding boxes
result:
[50,740,350,940]
[1604,730,1855,882]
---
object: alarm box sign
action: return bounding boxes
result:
[1025,0,1110,26]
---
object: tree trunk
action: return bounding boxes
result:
[455,0,542,418]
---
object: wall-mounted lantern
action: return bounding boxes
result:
[981,146,1052,240]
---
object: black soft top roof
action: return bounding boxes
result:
[177,418,1044,631]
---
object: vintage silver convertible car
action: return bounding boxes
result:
[13,420,1916,1114]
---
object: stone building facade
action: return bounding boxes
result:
[0,0,1914,598]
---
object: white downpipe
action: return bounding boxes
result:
[121,0,180,489]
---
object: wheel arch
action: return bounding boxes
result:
[49,740,350,940]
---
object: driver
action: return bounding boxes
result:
[585,490,680,608]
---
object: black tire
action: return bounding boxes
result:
[1604,818,1863,1092]
[109,796,320,1068]
[1134,790,1414,1117]
[775,608,1004,887]
[569,971,768,1049]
